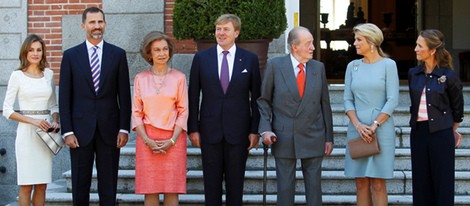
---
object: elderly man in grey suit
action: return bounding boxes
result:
[258,26,334,206]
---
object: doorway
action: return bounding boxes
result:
[300,0,420,82]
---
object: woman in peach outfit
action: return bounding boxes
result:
[132,31,188,206]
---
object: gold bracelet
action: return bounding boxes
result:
[170,138,176,145]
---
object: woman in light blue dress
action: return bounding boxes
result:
[343,23,399,205]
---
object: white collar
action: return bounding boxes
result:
[217,44,237,55]
[85,40,104,50]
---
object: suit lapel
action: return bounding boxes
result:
[206,47,223,94]
[304,61,317,98]
[77,42,96,92]
[228,48,244,94]
[279,56,301,101]
[99,42,113,94]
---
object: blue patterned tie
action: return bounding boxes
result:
[90,46,100,94]
[220,51,229,93]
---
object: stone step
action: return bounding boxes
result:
[44,188,470,206]
[119,144,470,171]
[44,192,421,206]
[327,85,470,105]
[61,169,470,195]
[192,148,470,171]
[331,104,470,127]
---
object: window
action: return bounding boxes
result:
[320,0,351,50]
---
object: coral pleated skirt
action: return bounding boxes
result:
[135,124,187,194]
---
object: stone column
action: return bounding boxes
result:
[0,0,27,204]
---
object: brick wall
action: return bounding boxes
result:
[28,0,102,84]
[164,0,197,54]
[28,0,197,84]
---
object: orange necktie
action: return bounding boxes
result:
[297,63,306,98]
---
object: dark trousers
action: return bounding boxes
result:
[70,129,120,206]
[410,121,455,206]
[200,139,249,206]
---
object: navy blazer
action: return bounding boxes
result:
[188,46,261,145]
[59,41,131,146]
[408,64,464,133]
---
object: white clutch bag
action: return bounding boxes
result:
[35,128,65,155]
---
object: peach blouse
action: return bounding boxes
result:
[132,69,188,131]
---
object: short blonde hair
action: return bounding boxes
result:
[215,14,241,31]
[353,23,387,57]
[140,31,174,65]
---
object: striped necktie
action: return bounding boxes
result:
[90,46,100,94]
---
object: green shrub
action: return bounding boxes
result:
[173,0,287,40]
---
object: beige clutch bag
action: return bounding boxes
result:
[347,133,380,159]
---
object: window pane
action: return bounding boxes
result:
[320,0,350,30]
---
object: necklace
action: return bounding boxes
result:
[151,68,171,95]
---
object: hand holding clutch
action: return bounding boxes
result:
[35,128,65,155]
[348,133,380,159]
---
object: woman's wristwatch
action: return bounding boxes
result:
[373,120,380,127]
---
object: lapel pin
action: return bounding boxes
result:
[353,63,359,71]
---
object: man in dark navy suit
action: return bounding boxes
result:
[188,14,261,206]
[59,7,131,206]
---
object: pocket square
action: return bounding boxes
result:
[242,69,248,73]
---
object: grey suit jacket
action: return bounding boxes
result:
[257,55,333,159]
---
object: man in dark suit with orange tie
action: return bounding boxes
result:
[188,14,261,206]
[59,7,131,206]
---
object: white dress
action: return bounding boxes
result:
[2,69,58,185]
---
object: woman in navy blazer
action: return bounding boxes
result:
[408,29,464,206]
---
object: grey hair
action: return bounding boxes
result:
[287,26,311,51]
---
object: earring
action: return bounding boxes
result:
[370,45,375,53]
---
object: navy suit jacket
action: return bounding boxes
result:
[59,41,131,146]
[188,46,261,145]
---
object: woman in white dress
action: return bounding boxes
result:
[2,34,59,206]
